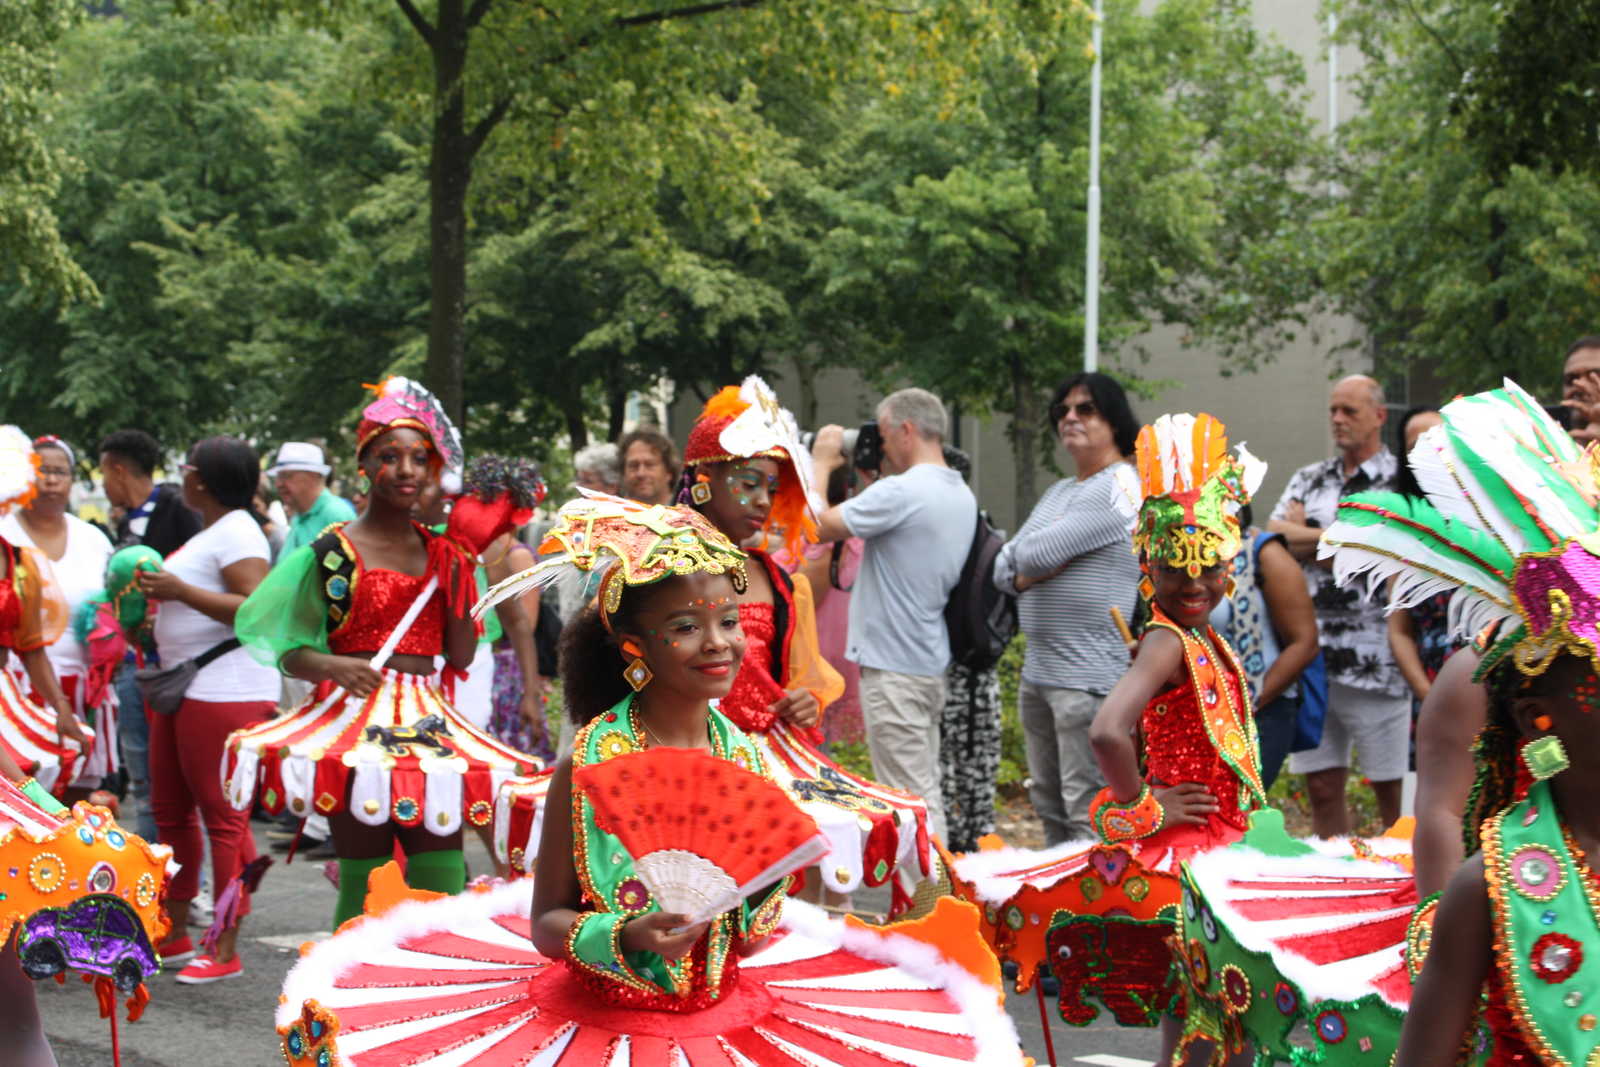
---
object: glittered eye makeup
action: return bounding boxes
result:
[726,466,778,508]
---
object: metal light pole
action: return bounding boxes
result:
[1083,0,1104,372]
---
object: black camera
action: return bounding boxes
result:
[851,423,882,473]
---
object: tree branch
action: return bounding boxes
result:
[467,96,515,159]
[1397,0,1467,78]
[465,0,495,29]
[616,0,765,29]
[393,0,437,44]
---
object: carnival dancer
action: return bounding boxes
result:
[0,429,172,1066]
[677,376,935,910]
[948,413,1265,1062]
[0,429,87,797]
[1308,379,1600,1065]
[222,379,542,926]
[274,495,1024,1066]
[1,435,114,800]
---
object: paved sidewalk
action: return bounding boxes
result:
[45,821,1162,1066]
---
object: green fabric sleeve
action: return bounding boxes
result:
[20,778,67,815]
[476,565,502,644]
[234,545,332,671]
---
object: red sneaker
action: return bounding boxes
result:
[175,954,242,984]
[158,935,195,967]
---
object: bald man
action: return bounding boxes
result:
[1269,375,1409,837]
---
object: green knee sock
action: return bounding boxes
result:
[405,849,466,896]
[334,856,390,928]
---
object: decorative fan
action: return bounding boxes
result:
[573,748,827,925]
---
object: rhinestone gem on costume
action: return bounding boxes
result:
[28,853,62,893]
[105,830,125,850]
[468,800,493,826]
[1567,990,1586,1007]
[135,872,156,907]
[1220,964,1250,1013]
[1005,906,1024,931]
[1509,844,1566,901]
[1316,1009,1347,1043]
[76,827,94,845]
[393,797,420,822]
[87,862,116,893]
[1544,909,1559,925]
[1530,932,1583,983]
[1201,907,1218,942]
[1274,981,1298,1015]
[1583,1014,1598,1031]
[285,1029,305,1057]
[616,878,650,911]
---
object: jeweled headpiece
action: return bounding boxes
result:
[356,377,464,472]
[474,492,748,631]
[1126,413,1264,576]
[0,427,39,515]
[679,375,817,557]
[1320,379,1600,680]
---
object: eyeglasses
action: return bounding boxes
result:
[1051,400,1098,423]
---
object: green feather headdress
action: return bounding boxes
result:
[1318,379,1600,678]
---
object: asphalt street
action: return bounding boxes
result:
[44,820,1162,1066]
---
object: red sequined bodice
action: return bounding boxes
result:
[1142,667,1251,836]
[0,540,18,649]
[719,602,786,733]
[327,547,446,658]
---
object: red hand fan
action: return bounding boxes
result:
[573,748,828,925]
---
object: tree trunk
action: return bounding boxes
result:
[563,399,589,451]
[425,0,471,426]
[1009,352,1038,521]
[792,346,819,429]
[606,378,629,440]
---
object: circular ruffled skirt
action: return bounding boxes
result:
[277,883,1026,1066]
[223,669,542,836]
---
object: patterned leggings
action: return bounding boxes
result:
[938,663,1002,853]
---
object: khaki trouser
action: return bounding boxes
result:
[859,666,948,842]
[1019,681,1106,846]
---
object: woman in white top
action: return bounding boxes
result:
[1,435,115,793]
[136,436,277,985]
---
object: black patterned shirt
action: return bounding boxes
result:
[1270,448,1402,693]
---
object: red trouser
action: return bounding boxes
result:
[148,698,273,913]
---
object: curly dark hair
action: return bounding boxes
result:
[98,429,162,477]
[558,601,632,726]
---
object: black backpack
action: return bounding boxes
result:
[945,510,1017,672]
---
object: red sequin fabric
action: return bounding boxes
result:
[328,555,446,657]
[720,603,788,733]
[564,935,743,1013]
[0,541,20,648]
[1484,969,1540,1064]
[1141,666,1252,849]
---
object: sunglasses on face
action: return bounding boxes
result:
[1051,400,1098,423]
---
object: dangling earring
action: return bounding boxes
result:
[620,641,653,692]
[1224,576,1237,598]
[1137,574,1155,602]
[1521,734,1570,781]
[690,473,712,506]
[358,471,371,493]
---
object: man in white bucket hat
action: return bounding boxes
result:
[268,441,355,559]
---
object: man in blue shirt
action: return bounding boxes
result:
[269,442,356,560]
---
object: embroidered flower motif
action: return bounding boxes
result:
[598,734,636,761]
[467,800,493,826]
[392,796,421,822]
[1507,844,1566,901]
[1530,932,1583,983]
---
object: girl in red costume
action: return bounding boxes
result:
[223,379,541,926]
[950,413,1265,1065]
[677,377,936,910]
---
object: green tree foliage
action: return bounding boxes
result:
[0,0,94,304]
[1326,0,1600,392]
[208,0,1001,424]
[815,0,1322,514]
[0,8,423,454]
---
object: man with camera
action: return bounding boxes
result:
[812,388,977,842]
